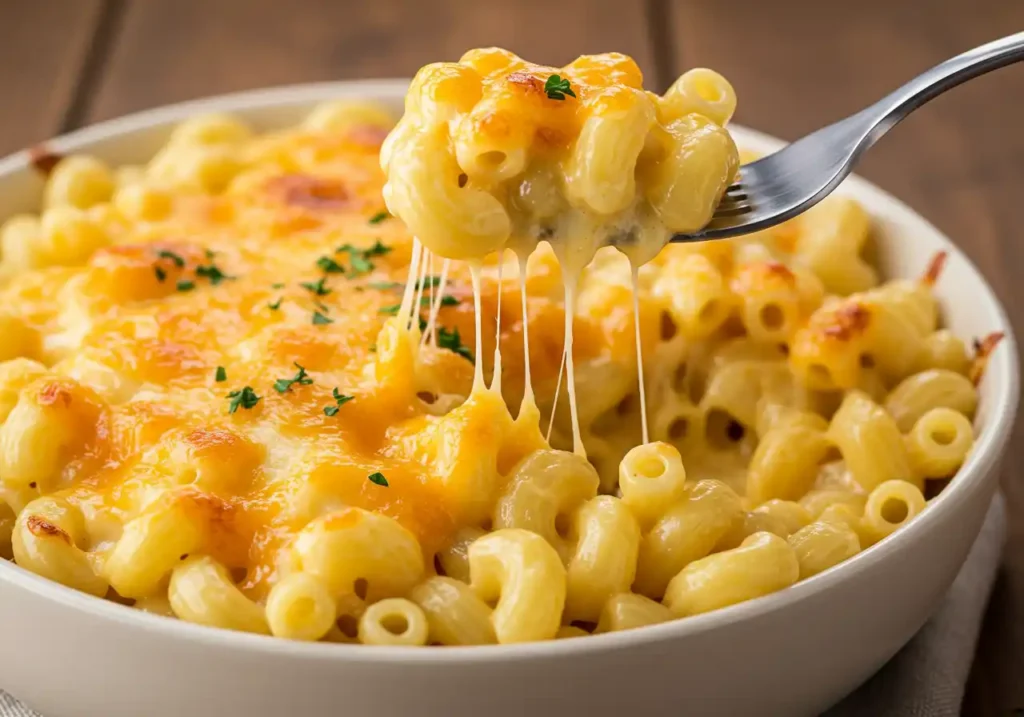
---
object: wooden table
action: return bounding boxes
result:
[3,1,1022,712]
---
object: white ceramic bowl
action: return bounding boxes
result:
[0,81,1017,717]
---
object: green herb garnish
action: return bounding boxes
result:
[437,326,474,362]
[368,472,389,487]
[269,298,283,310]
[312,310,334,325]
[323,387,355,416]
[196,263,232,286]
[215,366,227,382]
[154,266,167,282]
[440,295,459,307]
[177,280,195,292]
[157,250,186,267]
[316,256,345,274]
[300,277,332,297]
[544,74,576,101]
[368,281,403,291]
[378,304,401,316]
[335,241,392,277]
[271,282,285,289]
[416,276,443,290]
[274,362,313,393]
[336,244,373,275]
[368,211,390,225]
[226,386,260,414]
[366,240,391,257]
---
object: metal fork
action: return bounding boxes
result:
[673,31,1024,242]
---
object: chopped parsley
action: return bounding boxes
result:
[312,310,334,325]
[415,276,443,290]
[367,472,389,487]
[215,366,227,382]
[300,276,332,297]
[271,282,285,289]
[196,263,232,286]
[366,240,391,257]
[226,386,260,414]
[323,388,355,416]
[273,362,313,393]
[336,240,392,277]
[368,211,390,225]
[157,250,186,267]
[154,266,167,282]
[204,248,216,260]
[316,256,345,274]
[176,280,195,292]
[438,326,474,362]
[378,304,401,316]
[268,297,283,310]
[350,254,374,275]
[336,244,373,275]
[544,74,576,101]
[368,281,402,291]
[440,295,459,307]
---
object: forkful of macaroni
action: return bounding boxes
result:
[382,49,741,455]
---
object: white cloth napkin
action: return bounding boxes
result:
[827,492,1006,716]
[0,494,1006,717]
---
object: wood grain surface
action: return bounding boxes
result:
[84,0,659,122]
[0,0,108,155]
[1,1,1022,713]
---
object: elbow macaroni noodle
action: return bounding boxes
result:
[0,48,1001,646]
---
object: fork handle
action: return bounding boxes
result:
[864,31,1024,140]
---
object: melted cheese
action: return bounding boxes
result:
[381,48,740,467]
[0,51,742,603]
[631,266,650,444]
[516,252,535,414]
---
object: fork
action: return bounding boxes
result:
[673,31,1024,242]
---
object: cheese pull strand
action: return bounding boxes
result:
[632,266,650,445]
[490,258,504,396]
[469,261,486,394]
[562,273,585,457]
[517,252,537,419]
[422,258,451,347]
[547,349,567,444]
[398,238,424,331]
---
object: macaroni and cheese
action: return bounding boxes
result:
[0,49,1001,647]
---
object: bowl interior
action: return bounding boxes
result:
[0,80,1016,659]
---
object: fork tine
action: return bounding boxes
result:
[717,193,747,203]
[703,215,745,231]
[715,200,749,213]
[713,204,754,218]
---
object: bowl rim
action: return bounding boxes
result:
[0,80,1018,665]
